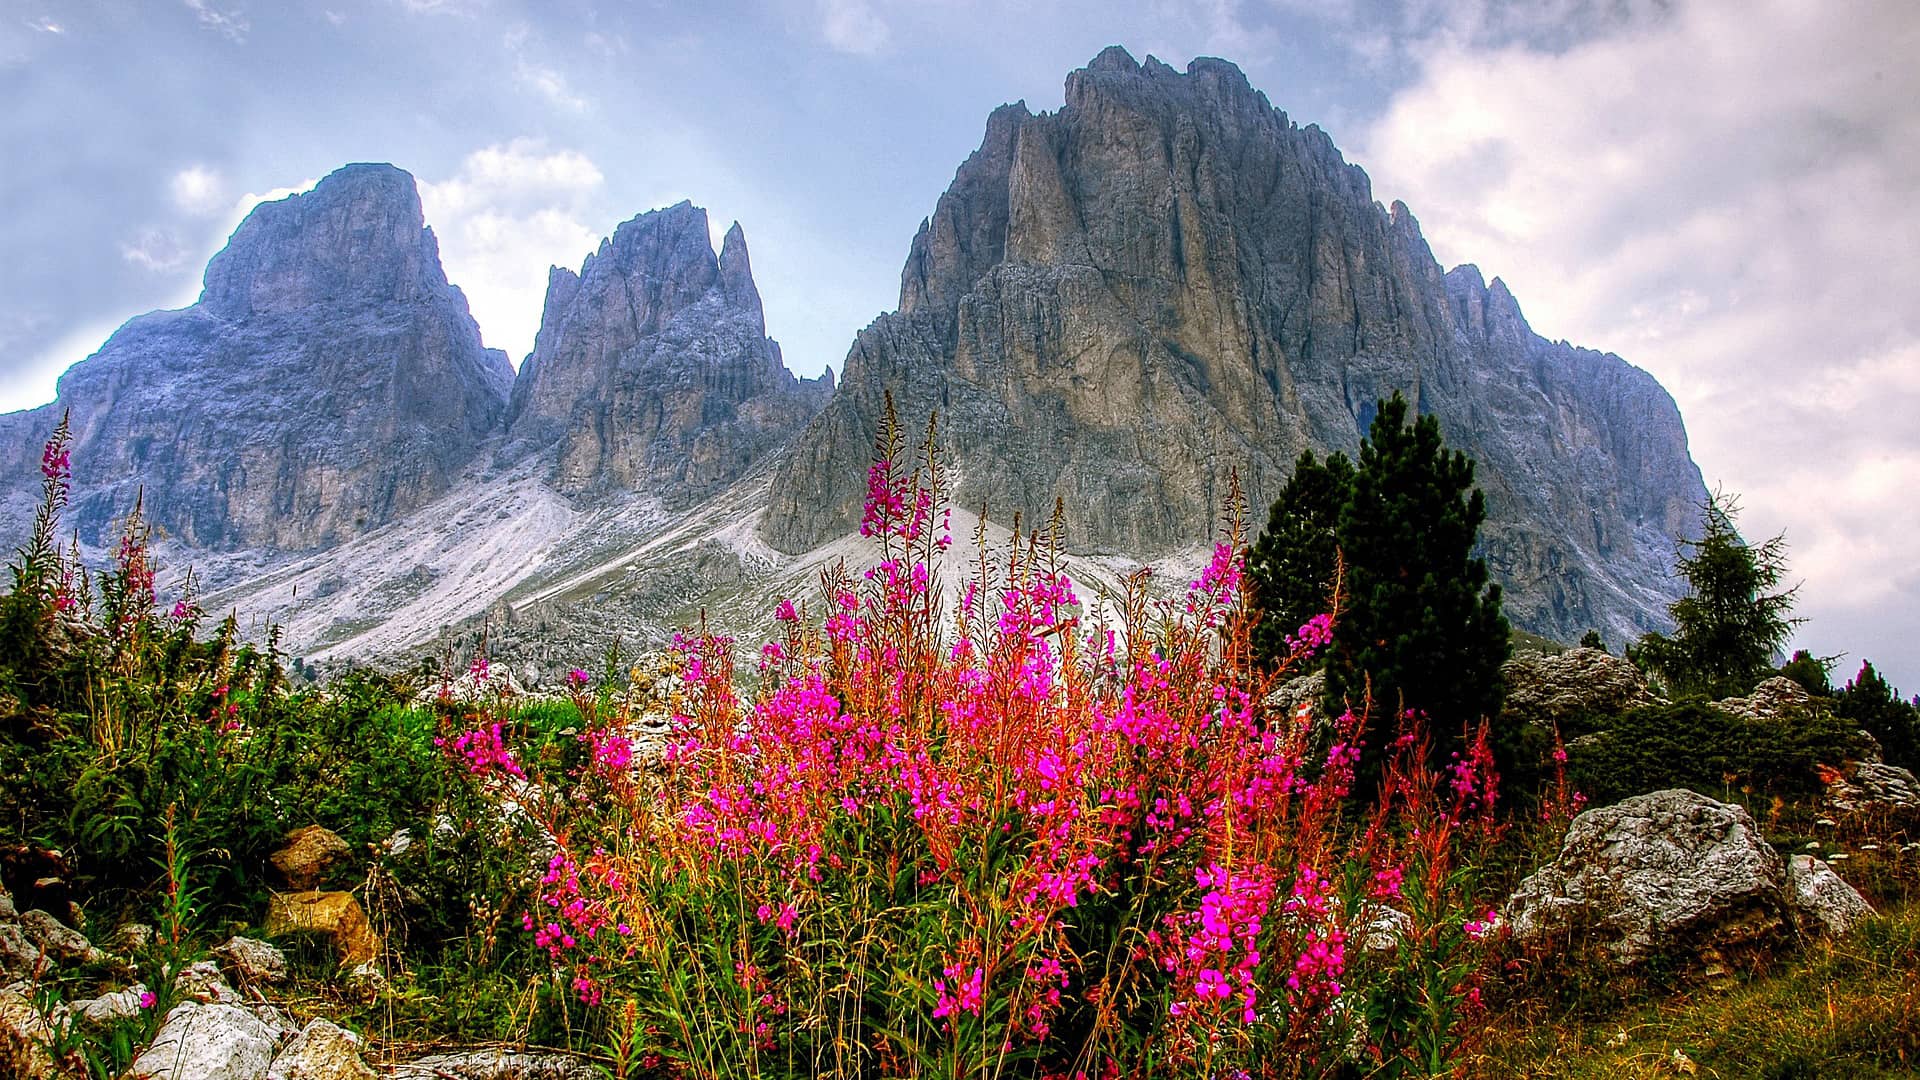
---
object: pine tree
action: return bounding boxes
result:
[1835,660,1920,770]
[1246,394,1510,781]
[1246,449,1352,663]
[1630,492,1797,700]
[1328,394,1510,760]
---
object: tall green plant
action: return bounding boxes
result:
[1631,491,1798,700]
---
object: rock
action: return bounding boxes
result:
[504,204,831,504]
[175,959,243,1004]
[1504,789,1792,967]
[1358,905,1412,953]
[1713,677,1814,723]
[0,986,72,1079]
[18,908,103,966]
[342,961,388,1000]
[265,891,381,967]
[131,1001,281,1080]
[73,983,151,1026]
[1827,762,1920,812]
[1786,855,1874,938]
[762,48,1706,649]
[271,825,352,890]
[215,935,289,985]
[389,1049,601,1080]
[1263,671,1326,723]
[113,922,157,954]
[0,924,46,980]
[266,1019,373,1080]
[0,885,12,921]
[1501,648,1656,730]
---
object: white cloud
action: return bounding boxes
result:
[418,141,607,365]
[1358,0,1920,688]
[170,165,228,217]
[820,0,890,55]
[503,25,588,110]
[120,228,189,273]
[30,16,62,33]
[182,0,248,42]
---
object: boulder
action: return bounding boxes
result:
[1500,647,1655,730]
[1262,671,1326,724]
[73,983,151,1026]
[1504,789,1791,967]
[268,1018,376,1080]
[1713,677,1814,723]
[1827,762,1920,812]
[1785,855,1874,938]
[0,923,46,981]
[175,958,243,1004]
[388,1049,601,1080]
[131,1001,281,1080]
[265,891,381,967]
[18,908,103,966]
[215,935,290,985]
[271,826,351,890]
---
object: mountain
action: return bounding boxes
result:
[0,48,1708,662]
[0,163,514,551]
[765,47,1705,644]
[504,201,832,503]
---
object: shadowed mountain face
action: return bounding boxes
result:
[763,46,1706,644]
[0,163,515,550]
[504,202,833,505]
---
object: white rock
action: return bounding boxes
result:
[215,935,289,985]
[131,1001,280,1080]
[388,1049,600,1080]
[267,1018,375,1080]
[175,958,242,1004]
[1504,789,1791,966]
[0,987,70,1079]
[18,908,102,966]
[73,983,150,1026]
[1786,855,1874,938]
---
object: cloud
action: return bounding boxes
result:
[29,16,62,33]
[182,0,248,42]
[504,25,588,110]
[120,228,189,273]
[418,140,607,365]
[1358,0,1920,687]
[819,0,890,55]
[170,165,228,217]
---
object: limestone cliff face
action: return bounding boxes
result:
[765,47,1705,644]
[0,163,513,550]
[505,203,831,504]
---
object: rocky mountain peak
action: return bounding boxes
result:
[506,206,828,501]
[766,47,1707,646]
[200,163,452,320]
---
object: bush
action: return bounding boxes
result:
[1835,661,1920,771]
[1566,700,1863,806]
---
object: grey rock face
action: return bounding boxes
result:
[1504,789,1791,966]
[0,163,513,551]
[1828,761,1920,812]
[1502,647,1656,731]
[1714,676,1815,723]
[506,204,831,503]
[389,1050,601,1080]
[764,48,1707,645]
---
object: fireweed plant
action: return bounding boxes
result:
[438,412,1510,1079]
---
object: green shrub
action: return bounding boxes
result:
[1566,700,1862,805]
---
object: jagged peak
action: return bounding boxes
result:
[718,221,764,320]
[1087,44,1138,72]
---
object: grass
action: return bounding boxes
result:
[1475,896,1920,1078]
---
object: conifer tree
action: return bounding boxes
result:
[1630,492,1797,700]
[1836,660,1920,770]
[1246,394,1511,780]
[1246,449,1352,662]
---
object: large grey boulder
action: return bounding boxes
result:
[763,46,1705,647]
[18,908,103,966]
[131,1001,282,1080]
[1714,676,1815,723]
[1504,789,1792,966]
[1501,647,1656,730]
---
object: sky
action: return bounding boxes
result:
[1,0,1916,692]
